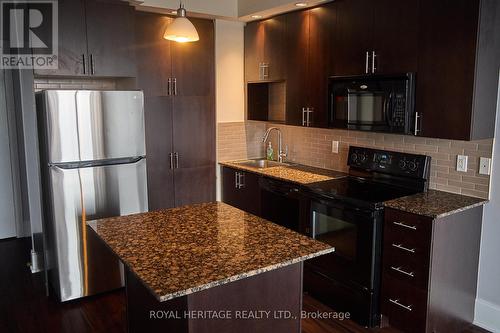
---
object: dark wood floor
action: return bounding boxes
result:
[0,238,490,333]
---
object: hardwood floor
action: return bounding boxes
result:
[0,238,491,333]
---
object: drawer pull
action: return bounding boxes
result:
[392,243,416,253]
[391,266,415,277]
[389,298,413,312]
[393,221,417,230]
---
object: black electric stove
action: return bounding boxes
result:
[302,146,431,328]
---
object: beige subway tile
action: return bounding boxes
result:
[448,180,475,190]
[435,184,461,194]
[461,189,488,199]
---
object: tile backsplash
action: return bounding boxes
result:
[34,77,117,91]
[218,121,493,199]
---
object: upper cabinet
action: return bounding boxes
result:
[285,4,336,128]
[418,0,500,140]
[244,0,500,140]
[34,0,136,77]
[333,0,418,75]
[244,15,286,82]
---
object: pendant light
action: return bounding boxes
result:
[163,2,199,43]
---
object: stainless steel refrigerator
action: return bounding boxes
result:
[36,90,148,302]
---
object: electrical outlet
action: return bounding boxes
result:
[479,157,491,175]
[332,140,339,153]
[456,155,468,172]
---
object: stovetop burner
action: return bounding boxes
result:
[305,146,431,209]
[305,176,419,209]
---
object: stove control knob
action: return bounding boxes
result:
[351,153,358,162]
[359,154,367,163]
[399,159,407,170]
[408,160,418,171]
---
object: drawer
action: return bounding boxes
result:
[382,246,429,289]
[381,274,428,333]
[384,208,433,250]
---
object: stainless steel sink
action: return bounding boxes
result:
[234,159,288,169]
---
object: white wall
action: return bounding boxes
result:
[215,20,245,123]
[215,19,245,200]
[475,78,500,332]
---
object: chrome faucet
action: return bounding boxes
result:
[262,127,288,163]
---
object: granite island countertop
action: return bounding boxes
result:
[87,202,334,302]
[219,160,347,185]
[384,189,488,219]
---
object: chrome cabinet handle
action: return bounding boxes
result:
[82,54,86,74]
[302,108,306,126]
[392,243,416,253]
[169,153,174,169]
[371,51,377,73]
[365,51,370,74]
[414,112,420,136]
[167,78,172,96]
[259,63,263,80]
[238,173,245,189]
[90,54,95,75]
[390,266,415,277]
[393,221,417,230]
[389,298,413,312]
[307,107,313,126]
[235,172,239,189]
[263,63,269,79]
[173,78,178,95]
[174,152,179,168]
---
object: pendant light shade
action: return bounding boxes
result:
[164,4,199,43]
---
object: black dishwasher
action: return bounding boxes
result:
[259,178,309,233]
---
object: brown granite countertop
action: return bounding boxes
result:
[384,189,488,218]
[219,160,347,185]
[87,202,334,302]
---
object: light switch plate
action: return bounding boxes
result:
[479,157,491,175]
[457,155,468,172]
[332,140,339,153]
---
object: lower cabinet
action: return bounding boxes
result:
[381,207,483,333]
[221,167,261,216]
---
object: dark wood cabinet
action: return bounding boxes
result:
[84,0,136,77]
[221,167,261,216]
[417,0,500,140]
[333,0,418,75]
[34,0,87,76]
[381,207,483,333]
[285,4,336,128]
[135,12,215,210]
[34,0,136,77]
[244,16,286,82]
[332,0,373,76]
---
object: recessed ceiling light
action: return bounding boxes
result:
[295,2,308,7]
[251,15,263,19]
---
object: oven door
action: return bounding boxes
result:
[307,198,382,292]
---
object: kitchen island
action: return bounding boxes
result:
[88,202,334,333]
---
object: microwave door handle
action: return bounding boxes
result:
[385,92,394,126]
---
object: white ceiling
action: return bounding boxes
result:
[131,0,334,21]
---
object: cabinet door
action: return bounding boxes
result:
[144,97,175,210]
[263,15,287,81]
[417,0,479,140]
[171,18,214,97]
[221,168,261,216]
[372,0,419,74]
[85,0,136,77]
[34,0,87,76]
[308,3,336,128]
[285,10,310,126]
[172,95,216,206]
[332,0,373,75]
[134,12,172,97]
[244,21,265,82]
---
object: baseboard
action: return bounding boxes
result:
[474,298,500,332]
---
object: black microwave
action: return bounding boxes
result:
[328,73,416,134]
